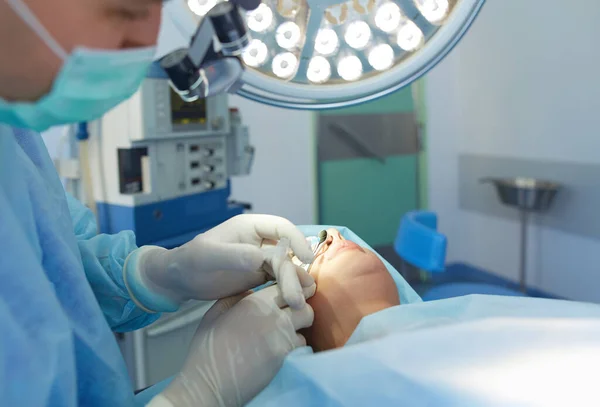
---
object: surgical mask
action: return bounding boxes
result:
[0,0,156,131]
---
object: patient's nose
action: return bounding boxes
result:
[326,228,343,241]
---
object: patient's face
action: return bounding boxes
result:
[302,228,400,351]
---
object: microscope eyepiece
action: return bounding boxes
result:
[160,49,205,101]
[207,2,250,56]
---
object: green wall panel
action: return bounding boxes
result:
[321,87,414,116]
[319,155,418,247]
[315,86,426,246]
[412,79,428,209]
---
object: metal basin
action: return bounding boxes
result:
[480,177,560,212]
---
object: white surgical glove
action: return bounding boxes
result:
[147,284,315,407]
[123,215,315,313]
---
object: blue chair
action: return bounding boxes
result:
[394,211,447,273]
[395,211,526,301]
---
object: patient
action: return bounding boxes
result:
[298,228,400,351]
[249,228,600,407]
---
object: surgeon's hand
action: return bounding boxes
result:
[123,215,315,313]
[148,284,315,407]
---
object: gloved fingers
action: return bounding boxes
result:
[261,238,278,248]
[273,256,311,310]
[274,284,317,308]
[295,264,315,288]
[261,260,275,280]
[261,250,313,288]
[241,270,271,289]
[203,269,269,301]
[200,291,252,327]
[255,284,315,309]
[296,333,307,347]
[283,303,314,330]
[303,283,317,300]
[251,215,314,264]
[196,240,265,273]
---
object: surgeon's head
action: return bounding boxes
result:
[0,0,162,102]
[302,228,400,351]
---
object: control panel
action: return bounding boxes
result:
[90,77,253,208]
[185,138,227,192]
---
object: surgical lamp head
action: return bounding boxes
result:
[161,0,486,109]
[160,1,254,101]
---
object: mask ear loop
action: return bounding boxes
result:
[5,0,68,60]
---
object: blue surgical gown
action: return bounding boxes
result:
[0,125,160,406]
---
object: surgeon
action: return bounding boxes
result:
[0,0,316,406]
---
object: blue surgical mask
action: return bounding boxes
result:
[0,0,156,132]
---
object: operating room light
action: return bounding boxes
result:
[242,39,269,67]
[368,44,394,71]
[174,0,486,108]
[307,56,331,84]
[344,21,372,50]
[315,28,339,56]
[272,52,298,78]
[374,2,402,33]
[276,21,302,49]
[337,55,363,81]
[247,3,274,32]
[396,20,424,51]
[276,0,301,18]
[187,0,217,16]
[414,0,450,24]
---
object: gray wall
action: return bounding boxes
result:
[459,154,600,240]
[426,0,600,302]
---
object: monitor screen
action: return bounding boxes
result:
[170,88,207,126]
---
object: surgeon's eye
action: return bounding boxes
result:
[112,7,151,21]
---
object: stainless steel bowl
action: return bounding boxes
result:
[480,177,560,212]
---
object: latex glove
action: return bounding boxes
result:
[147,283,315,407]
[123,214,315,313]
